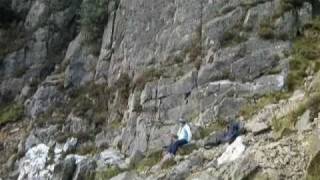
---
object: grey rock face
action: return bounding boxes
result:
[295,110,311,132]
[24,0,48,31]
[231,156,259,180]
[96,149,125,169]
[25,85,63,118]
[52,157,76,180]
[168,152,204,180]
[64,33,98,88]
[72,158,96,180]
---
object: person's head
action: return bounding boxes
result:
[178,118,186,126]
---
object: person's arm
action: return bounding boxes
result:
[169,133,178,139]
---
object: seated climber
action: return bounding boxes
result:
[158,118,192,168]
[204,122,244,149]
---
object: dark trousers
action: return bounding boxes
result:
[167,139,188,155]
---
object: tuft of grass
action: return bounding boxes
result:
[135,150,162,172]
[272,92,320,136]
[94,166,122,180]
[240,92,291,120]
[77,144,98,155]
[306,151,320,180]
[258,18,275,39]
[287,18,320,91]
[221,29,247,47]
[80,0,109,42]
[0,103,24,126]
[199,121,228,139]
[133,68,165,91]
[279,0,304,13]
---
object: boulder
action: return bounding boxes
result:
[217,136,246,166]
[295,110,311,133]
[17,144,51,180]
[245,121,270,135]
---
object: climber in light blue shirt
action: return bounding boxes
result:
[157,118,192,169]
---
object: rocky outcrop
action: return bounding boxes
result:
[0,0,318,179]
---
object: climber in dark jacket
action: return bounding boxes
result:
[204,122,243,149]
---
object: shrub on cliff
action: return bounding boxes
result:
[80,0,108,42]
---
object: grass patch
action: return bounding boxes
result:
[279,0,304,13]
[66,82,119,128]
[77,144,98,155]
[199,121,228,139]
[288,18,320,91]
[221,29,247,47]
[133,67,165,91]
[258,18,275,39]
[240,92,291,120]
[135,150,162,172]
[94,166,122,180]
[306,151,320,180]
[272,92,320,136]
[0,103,24,126]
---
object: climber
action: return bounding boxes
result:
[157,118,192,169]
[204,122,244,149]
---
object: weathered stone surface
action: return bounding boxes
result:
[231,156,259,180]
[245,121,270,135]
[52,157,76,180]
[96,149,125,169]
[295,110,311,133]
[218,136,246,166]
[63,114,92,135]
[25,85,63,118]
[72,158,96,180]
[17,144,51,180]
[126,150,145,168]
[64,33,97,88]
[168,152,204,180]
[24,0,48,30]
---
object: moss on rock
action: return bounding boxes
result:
[0,103,24,126]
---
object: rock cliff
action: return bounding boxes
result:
[1,0,320,179]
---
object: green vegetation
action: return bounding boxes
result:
[133,67,165,91]
[221,29,247,47]
[240,92,291,120]
[55,131,94,143]
[258,18,275,39]
[135,150,162,172]
[279,0,304,13]
[77,144,98,155]
[272,92,320,136]
[0,103,24,126]
[95,166,122,180]
[199,121,228,139]
[306,151,320,180]
[69,84,111,123]
[288,18,320,91]
[80,0,109,42]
